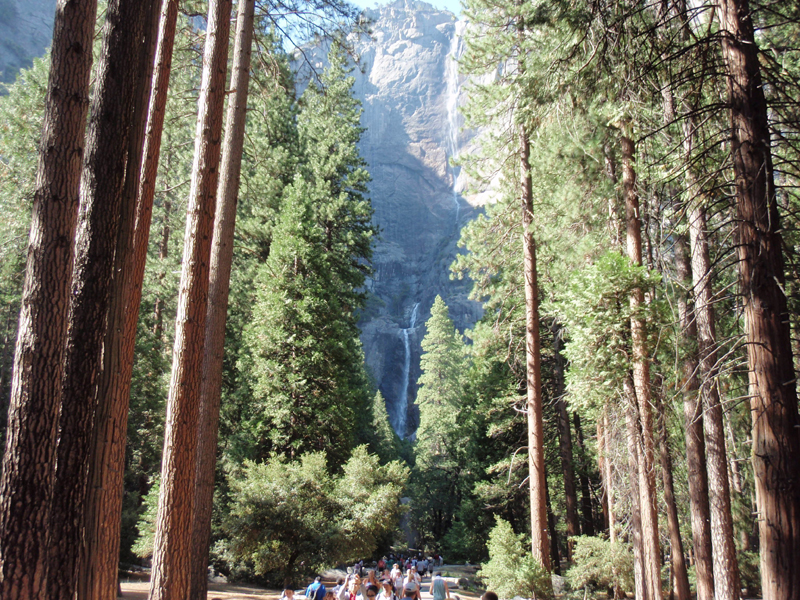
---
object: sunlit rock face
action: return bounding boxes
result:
[0,0,55,83]
[344,0,482,437]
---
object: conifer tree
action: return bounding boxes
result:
[149,0,231,597]
[238,41,374,467]
[0,2,98,595]
[412,295,467,545]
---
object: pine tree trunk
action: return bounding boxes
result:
[521,127,551,575]
[148,1,232,599]
[573,413,596,536]
[552,322,579,561]
[674,233,715,600]
[724,409,751,551]
[189,1,255,598]
[716,1,800,598]
[625,377,646,600]
[621,129,661,600]
[46,2,157,598]
[0,2,97,597]
[688,202,741,600]
[598,408,616,542]
[655,390,691,600]
[80,2,172,599]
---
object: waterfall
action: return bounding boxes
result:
[445,25,463,225]
[395,302,421,437]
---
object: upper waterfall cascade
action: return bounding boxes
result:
[299,0,484,438]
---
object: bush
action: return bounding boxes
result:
[478,517,552,599]
[564,536,633,596]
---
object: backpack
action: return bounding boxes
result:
[308,582,326,600]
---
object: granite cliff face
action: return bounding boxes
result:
[1,0,483,439]
[344,0,482,437]
[0,0,55,83]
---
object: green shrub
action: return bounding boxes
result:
[478,517,552,599]
[564,536,633,596]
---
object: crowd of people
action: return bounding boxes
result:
[279,554,499,600]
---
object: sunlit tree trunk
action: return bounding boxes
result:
[521,127,551,575]
[625,377,646,600]
[674,233,715,600]
[655,390,690,600]
[80,2,174,599]
[47,2,158,598]
[189,1,255,597]
[0,2,97,597]
[716,1,800,598]
[621,129,661,600]
[688,201,741,600]
[597,409,615,541]
[148,1,232,598]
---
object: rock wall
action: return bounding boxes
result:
[0,0,55,83]
[1,0,485,439]
[346,0,483,437]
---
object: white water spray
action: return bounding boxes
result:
[395,302,421,437]
[445,25,463,224]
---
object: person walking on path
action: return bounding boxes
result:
[390,564,404,591]
[338,573,367,600]
[307,576,327,600]
[429,573,450,600]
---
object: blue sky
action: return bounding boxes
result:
[349,0,463,16]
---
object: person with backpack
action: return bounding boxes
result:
[307,576,327,600]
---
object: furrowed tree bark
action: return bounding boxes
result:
[80,2,172,599]
[655,390,690,600]
[622,129,661,600]
[47,1,157,598]
[674,233,715,600]
[148,1,232,599]
[552,321,579,561]
[521,126,551,575]
[716,1,800,598]
[189,1,255,597]
[688,199,741,600]
[0,2,97,597]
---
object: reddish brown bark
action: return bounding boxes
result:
[688,202,741,600]
[148,1,232,598]
[189,1,255,598]
[0,2,97,597]
[716,1,800,598]
[521,127,551,575]
[674,233,715,600]
[80,2,173,599]
[655,390,690,600]
[625,377,646,600]
[46,2,158,599]
[622,130,661,600]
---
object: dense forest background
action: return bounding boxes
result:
[0,0,799,599]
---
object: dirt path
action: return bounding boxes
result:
[120,567,481,600]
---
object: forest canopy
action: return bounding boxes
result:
[0,0,799,599]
